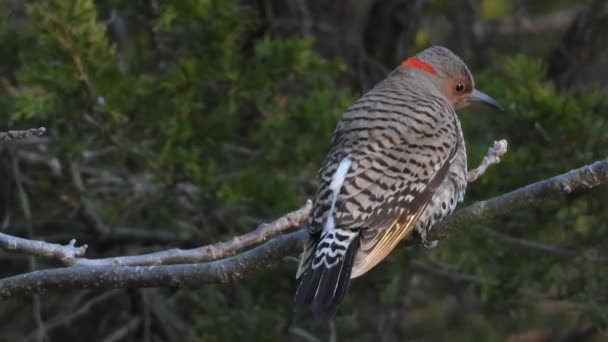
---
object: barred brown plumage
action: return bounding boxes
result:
[291,46,503,323]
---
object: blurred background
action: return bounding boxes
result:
[1,0,607,341]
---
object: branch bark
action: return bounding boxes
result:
[0,141,505,267]
[0,127,46,142]
[467,140,507,182]
[0,201,312,267]
[427,160,608,240]
[0,233,87,265]
[0,159,606,299]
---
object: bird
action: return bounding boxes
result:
[292,46,502,322]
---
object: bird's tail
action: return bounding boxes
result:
[291,238,360,323]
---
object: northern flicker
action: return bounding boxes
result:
[292,46,502,321]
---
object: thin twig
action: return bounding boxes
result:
[478,225,575,257]
[10,152,48,342]
[0,159,605,299]
[142,290,151,342]
[24,290,122,341]
[71,200,311,267]
[71,161,111,236]
[288,327,322,342]
[467,140,508,182]
[0,233,88,264]
[410,260,551,300]
[100,317,141,342]
[476,225,608,263]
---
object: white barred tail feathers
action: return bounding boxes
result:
[292,235,359,323]
[292,157,357,322]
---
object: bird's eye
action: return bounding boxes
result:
[455,83,465,93]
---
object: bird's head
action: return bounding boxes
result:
[401,46,503,111]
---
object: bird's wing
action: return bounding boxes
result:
[334,136,457,278]
[297,121,458,279]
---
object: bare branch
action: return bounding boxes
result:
[288,327,322,342]
[0,127,46,142]
[0,160,606,299]
[70,199,312,267]
[474,8,580,43]
[24,290,122,341]
[428,159,608,240]
[10,151,49,342]
[0,233,88,264]
[467,140,508,183]
[0,200,312,267]
[0,228,306,299]
[100,317,141,342]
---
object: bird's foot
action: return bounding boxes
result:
[417,227,438,249]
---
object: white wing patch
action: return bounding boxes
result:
[325,158,352,234]
[330,158,352,193]
[313,158,357,269]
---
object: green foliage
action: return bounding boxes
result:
[479,0,512,20]
[2,0,607,340]
[8,0,353,225]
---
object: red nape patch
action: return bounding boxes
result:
[400,57,436,75]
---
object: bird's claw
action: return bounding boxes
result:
[417,228,438,249]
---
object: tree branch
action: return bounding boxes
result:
[23,290,122,341]
[0,233,87,265]
[0,159,606,299]
[0,229,306,299]
[427,160,608,240]
[0,200,312,267]
[70,200,312,267]
[0,138,503,268]
[0,127,46,142]
[467,140,508,182]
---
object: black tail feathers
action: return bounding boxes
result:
[290,238,359,324]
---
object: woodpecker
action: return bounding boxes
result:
[292,46,502,322]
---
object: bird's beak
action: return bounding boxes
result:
[470,89,503,111]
